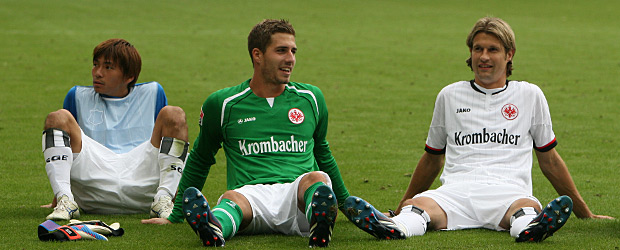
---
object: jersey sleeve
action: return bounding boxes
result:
[311,87,350,209]
[62,86,78,121]
[530,85,557,152]
[425,88,447,154]
[153,82,168,122]
[168,94,223,223]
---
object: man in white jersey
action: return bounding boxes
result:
[344,16,613,243]
[41,39,190,221]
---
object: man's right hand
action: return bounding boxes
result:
[41,196,58,208]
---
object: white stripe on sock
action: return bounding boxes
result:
[213,208,237,237]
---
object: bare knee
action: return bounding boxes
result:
[44,109,76,130]
[298,172,329,194]
[409,197,447,230]
[302,171,329,184]
[500,198,541,228]
[506,198,541,217]
[221,190,252,228]
[156,106,188,141]
[296,172,329,210]
[401,198,416,207]
[221,190,243,201]
[159,106,187,127]
[221,191,251,215]
[409,197,438,212]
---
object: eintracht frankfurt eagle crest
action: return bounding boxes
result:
[501,103,518,120]
[288,108,304,124]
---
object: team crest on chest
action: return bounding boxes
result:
[288,108,304,124]
[87,109,104,126]
[501,103,518,120]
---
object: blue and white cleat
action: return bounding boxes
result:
[516,195,573,243]
[183,187,225,247]
[343,196,405,240]
[308,185,338,248]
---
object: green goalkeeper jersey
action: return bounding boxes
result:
[169,79,350,222]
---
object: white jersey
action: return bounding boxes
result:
[425,80,557,194]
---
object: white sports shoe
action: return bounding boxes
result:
[150,195,174,219]
[46,195,80,221]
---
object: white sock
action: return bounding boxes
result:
[42,129,74,200]
[510,207,538,238]
[156,137,188,199]
[156,153,183,198]
[391,205,431,237]
[44,146,74,200]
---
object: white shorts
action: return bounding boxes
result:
[220,171,332,237]
[70,130,159,214]
[415,183,541,231]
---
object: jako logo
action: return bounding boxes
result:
[456,108,471,113]
[238,117,256,124]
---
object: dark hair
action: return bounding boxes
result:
[93,39,142,88]
[247,19,295,63]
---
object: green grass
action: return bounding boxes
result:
[1,0,619,249]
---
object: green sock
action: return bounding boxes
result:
[304,182,327,223]
[212,199,243,239]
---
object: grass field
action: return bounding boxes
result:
[1,0,619,249]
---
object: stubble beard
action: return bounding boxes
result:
[262,67,290,85]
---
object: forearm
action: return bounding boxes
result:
[401,152,443,203]
[324,164,349,209]
[540,164,592,218]
[168,154,211,223]
[537,150,593,218]
[314,145,349,208]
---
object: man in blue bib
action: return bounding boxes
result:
[41,39,189,220]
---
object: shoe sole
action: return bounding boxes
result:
[344,196,405,240]
[308,185,338,248]
[516,195,573,242]
[182,187,225,247]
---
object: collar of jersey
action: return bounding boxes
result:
[99,86,134,99]
[469,80,509,95]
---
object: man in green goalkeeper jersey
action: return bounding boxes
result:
[143,19,355,247]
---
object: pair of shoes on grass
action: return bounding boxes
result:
[342,195,573,243]
[181,185,339,248]
[47,194,173,220]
